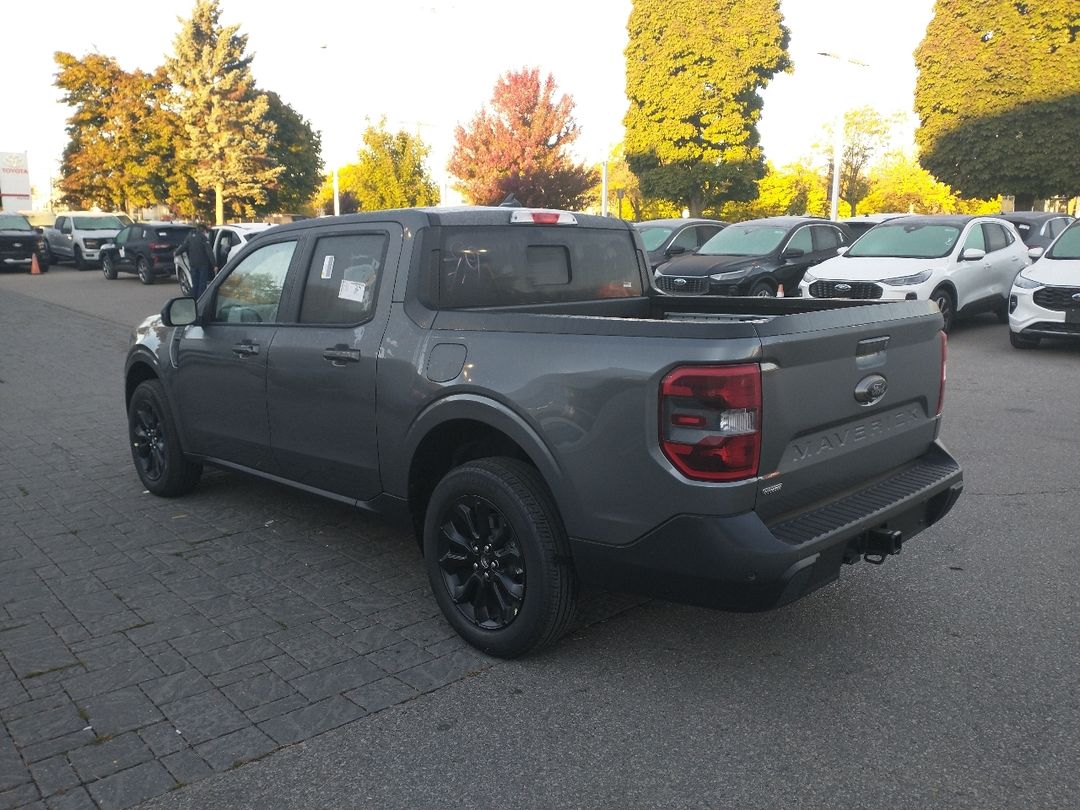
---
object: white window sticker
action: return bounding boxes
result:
[338,279,367,303]
[321,255,335,279]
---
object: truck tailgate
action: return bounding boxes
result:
[752,302,946,524]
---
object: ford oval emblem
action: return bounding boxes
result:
[12,242,22,248]
[835,283,852,292]
[674,278,687,286]
[1072,293,1080,302]
[854,374,888,406]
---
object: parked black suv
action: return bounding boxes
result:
[653,216,851,297]
[102,223,194,284]
[0,213,49,272]
[634,218,728,269]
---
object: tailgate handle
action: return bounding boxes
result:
[857,336,890,357]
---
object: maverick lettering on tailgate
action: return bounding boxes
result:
[783,405,923,465]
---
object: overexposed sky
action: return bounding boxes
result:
[0,0,934,207]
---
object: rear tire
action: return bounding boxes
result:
[423,457,577,658]
[137,256,153,284]
[127,380,202,496]
[1009,331,1040,349]
[931,285,955,333]
[102,253,117,280]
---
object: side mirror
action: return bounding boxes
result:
[781,247,805,260]
[961,247,986,261]
[34,227,44,235]
[836,246,849,255]
[161,297,198,327]
[1027,246,1044,260]
[666,245,687,256]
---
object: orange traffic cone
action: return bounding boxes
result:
[777,283,785,298]
[30,253,42,275]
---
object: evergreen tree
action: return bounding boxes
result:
[623,0,791,216]
[915,0,1080,208]
[167,0,281,223]
[263,92,324,214]
[448,68,596,208]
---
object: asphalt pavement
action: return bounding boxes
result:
[1,262,1078,809]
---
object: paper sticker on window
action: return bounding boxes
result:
[338,279,366,303]
[321,255,335,279]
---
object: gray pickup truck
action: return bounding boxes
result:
[124,207,962,657]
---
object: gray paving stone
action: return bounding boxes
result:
[160,749,211,785]
[0,735,27,792]
[243,694,310,724]
[186,638,281,677]
[136,723,186,758]
[220,672,295,712]
[364,640,433,674]
[275,633,355,671]
[0,682,28,712]
[123,615,213,647]
[166,628,234,658]
[158,691,248,746]
[138,670,213,705]
[67,732,151,782]
[257,696,366,746]
[290,658,386,702]
[208,662,266,688]
[85,761,176,810]
[0,692,70,724]
[195,727,277,771]
[79,687,162,738]
[1,637,78,680]
[61,658,160,701]
[7,704,84,748]
[19,731,96,765]
[0,782,40,809]
[339,623,407,655]
[45,787,97,810]
[343,676,421,713]
[28,756,79,799]
[398,617,457,648]
[396,648,492,693]
[215,615,281,641]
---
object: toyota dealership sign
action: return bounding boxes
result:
[0,152,32,212]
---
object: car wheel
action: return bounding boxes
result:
[177,264,192,296]
[749,281,775,297]
[1009,331,1040,349]
[930,286,955,333]
[137,257,153,284]
[74,246,87,271]
[42,243,54,266]
[423,457,578,658]
[128,380,202,497]
[102,253,117,280]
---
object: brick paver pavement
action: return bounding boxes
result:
[0,287,638,809]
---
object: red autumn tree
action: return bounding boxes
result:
[448,68,596,208]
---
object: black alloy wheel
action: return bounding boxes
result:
[127,380,202,496]
[436,495,526,630]
[931,286,955,333]
[102,253,117,279]
[423,457,577,658]
[749,280,775,297]
[137,256,153,284]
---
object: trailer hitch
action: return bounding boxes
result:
[862,528,903,565]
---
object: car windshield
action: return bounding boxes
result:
[0,214,33,231]
[636,226,674,251]
[72,216,124,230]
[847,223,961,259]
[1047,225,1080,260]
[698,225,787,256]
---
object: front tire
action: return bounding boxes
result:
[74,246,87,271]
[749,280,775,297]
[1009,331,1040,349]
[128,380,202,496]
[137,256,153,284]
[102,253,117,280]
[423,457,577,658]
[931,285,955,333]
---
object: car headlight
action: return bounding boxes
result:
[881,270,932,286]
[709,267,753,281]
[802,270,817,284]
[1012,272,1041,289]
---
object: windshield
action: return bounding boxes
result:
[698,225,786,256]
[636,226,674,252]
[0,214,33,231]
[847,223,961,259]
[72,216,124,230]
[1047,224,1080,260]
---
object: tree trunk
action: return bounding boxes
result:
[1013,192,1036,211]
[687,193,703,218]
[215,184,224,225]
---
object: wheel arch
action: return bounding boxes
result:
[125,354,162,409]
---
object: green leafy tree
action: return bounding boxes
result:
[587,146,680,220]
[915,0,1080,208]
[817,107,899,217]
[262,92,323,214]
[448,68,596,208]
[624,0,791,216]
[167,0,282,223]
[719,161,829,221]
[861,152,1000,215]
[314,121,439,213]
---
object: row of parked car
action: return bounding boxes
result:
[637,211,1079,349]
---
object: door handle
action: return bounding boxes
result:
[232,342,259,357]
[323,346,361,365]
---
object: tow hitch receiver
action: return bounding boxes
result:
[843,528,903,565]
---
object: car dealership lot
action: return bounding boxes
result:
[1,265,1078,809]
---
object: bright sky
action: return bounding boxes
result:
[1,0,934,208]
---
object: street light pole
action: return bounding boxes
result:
[817,52,870,222]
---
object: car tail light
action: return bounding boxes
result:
[659,364,761,482]
[937,331,947,416]
[150,242,173,250]
[509,210,578,225]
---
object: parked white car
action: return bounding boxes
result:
[800,215,1029,331]
[1008,220,1080,349]
[176,222,274,295]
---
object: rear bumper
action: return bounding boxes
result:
[570,441,963,611]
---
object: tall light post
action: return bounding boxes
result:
[817,52,870,222]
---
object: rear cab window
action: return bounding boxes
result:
[298,233,388,324]
[435,225,642,308]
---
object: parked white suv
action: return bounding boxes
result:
[176,223,274,295]
[1008,220,1080,349]
[800,215,1029,331]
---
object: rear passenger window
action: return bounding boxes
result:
[786,227,813,253]
[670,228,699,251]
[299,233,387,324]
[812,225,843,251]
[983,223,1008,252]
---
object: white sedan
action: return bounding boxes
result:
[1008,221,1080,349]
[800,215,1029,331]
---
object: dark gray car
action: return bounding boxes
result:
[125,207,962,657]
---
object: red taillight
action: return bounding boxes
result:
[150,242,172,250]
[937,331,947,416]
[659,364,762,482]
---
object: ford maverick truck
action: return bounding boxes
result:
[124,207,963,657]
